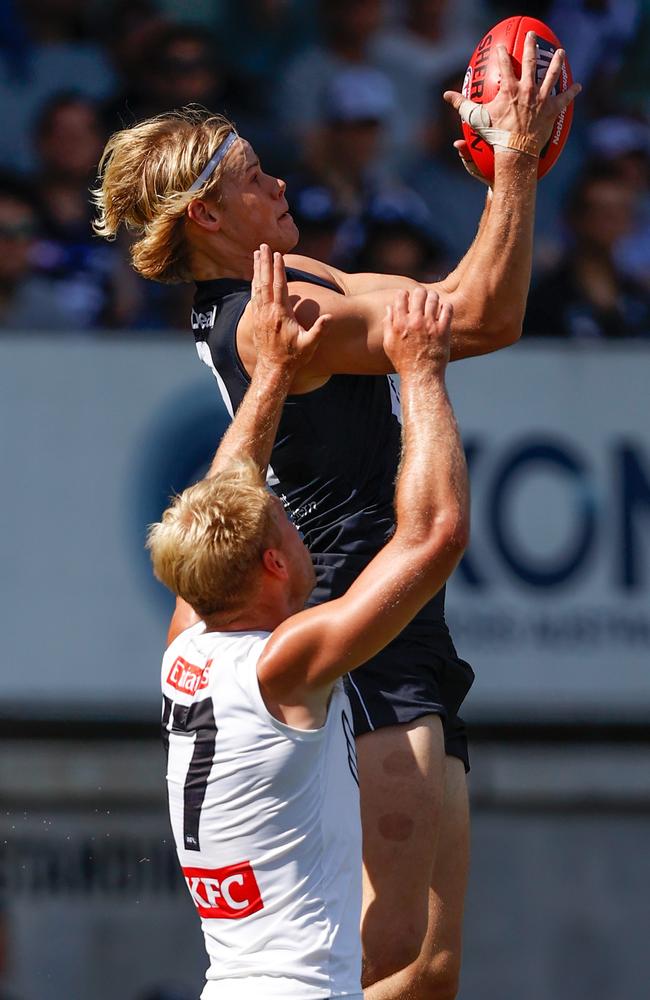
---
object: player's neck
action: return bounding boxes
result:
[202,603,290,636]
[190,242,253,282]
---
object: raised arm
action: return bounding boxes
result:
[256,287,469,712]
[209,247,329,477]
[167,248,329,645]
[269,35,580,371]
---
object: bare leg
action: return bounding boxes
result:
[363,755,470,1000]
[358,716,445,987]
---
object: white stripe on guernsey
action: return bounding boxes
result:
[196,341,236,419]
[195,340,280,485]
[346,674,375,732]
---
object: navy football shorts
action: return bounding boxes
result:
[343,630,473,772]
[310,554,474,772]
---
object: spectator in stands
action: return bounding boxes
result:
[289,183,344,265]
[372,0,480,164]
[525,165,650,338]
[287,64,436,267]
[0,173,80,330]
[406,67,490,263]
[0,0,115,172]
[277,0,384,160]
[354,199,448,282]
[30,93,124,329]
[104,22,229,132]
[589,116,650,289]
[547,0,641,116]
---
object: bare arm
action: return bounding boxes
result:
[271,36,580,368]
[256,287,469,706]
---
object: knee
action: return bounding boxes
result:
[362,924,425,985]
[414,954,461,1000]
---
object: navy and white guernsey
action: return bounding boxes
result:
[192,267,474,749]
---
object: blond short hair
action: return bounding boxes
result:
[147,460,279,618]
[92,107,236,283]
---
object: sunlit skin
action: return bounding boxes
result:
[172,41,584,995]
[201,496,316,637]
[187,140,299,281]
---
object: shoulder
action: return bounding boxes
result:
[283,254,347,293]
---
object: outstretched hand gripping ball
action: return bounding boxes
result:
[462,16,573,182]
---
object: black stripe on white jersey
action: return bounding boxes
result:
[161,695,218,851]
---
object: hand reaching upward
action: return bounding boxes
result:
[251,244,331,374]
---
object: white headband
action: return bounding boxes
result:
[187,131,238,193]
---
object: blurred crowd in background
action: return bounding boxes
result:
[0,0,649,337]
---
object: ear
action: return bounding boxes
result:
[187,198,221,232]
[261,548,289,582]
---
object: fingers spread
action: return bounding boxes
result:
[251,248,261,304]
[260,243,273,304]
[538,47,564,102]
[273,251,288,305]
[553,81,582,113]
[521,31,538,89]
[496,43,516,91]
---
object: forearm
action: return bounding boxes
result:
[394,368,469,544]
[209,362,292,478]
[440,150,537,359]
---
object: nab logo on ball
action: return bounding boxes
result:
[462,15,574,181]
[182,862,264,919]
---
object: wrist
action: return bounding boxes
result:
[253,356,297,383]
[493,146,539,183]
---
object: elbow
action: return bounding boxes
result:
[423,509,470,569]
[488,314,523,350]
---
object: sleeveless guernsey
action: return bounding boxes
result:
[162,622,362,999]
[191,267,474,735]
[192,267,445,620]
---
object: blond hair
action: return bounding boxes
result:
[92,107,236,283]
[147,460,278,618]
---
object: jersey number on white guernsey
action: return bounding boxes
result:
[162,694,218,851]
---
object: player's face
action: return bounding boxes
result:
[270,499,316,611]
[219,140,299,254]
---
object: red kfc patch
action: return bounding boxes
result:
[167,657,212,696]
[182,862,264,919]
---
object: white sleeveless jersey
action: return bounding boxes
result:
[161,622,363,1000]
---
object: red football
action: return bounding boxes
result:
[461,15,573,182]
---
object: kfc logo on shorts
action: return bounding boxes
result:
[167,657,212,696]
[182,862,264,919]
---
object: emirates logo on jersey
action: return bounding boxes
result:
[182,862,264,919]
[167,657,212,696]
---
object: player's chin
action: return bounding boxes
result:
[276,212,299,250]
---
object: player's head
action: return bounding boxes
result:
[147,459,315,624]
[93,107,298,284]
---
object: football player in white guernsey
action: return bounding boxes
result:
[96,37,579,995]
[147,249,469,1000]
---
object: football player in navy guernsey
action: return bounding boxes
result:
[95,33,580,998]
[149,251,468,1000]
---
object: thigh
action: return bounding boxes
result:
[362,755,470,1000]
[419,755,470,994]
[357,715,445,982]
